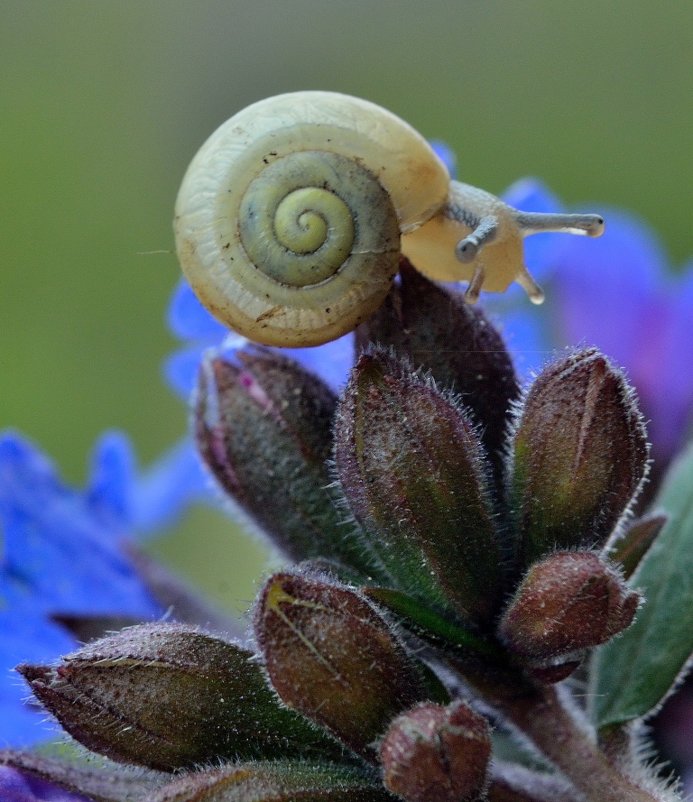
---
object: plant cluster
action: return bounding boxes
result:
[3,262,693,802]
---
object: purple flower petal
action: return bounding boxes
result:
[132,438,213,533]
[86,431,135,529]
[0,432,165,745]
[163,345,209,399]
[553,208,666,367]
[282,332,355,393]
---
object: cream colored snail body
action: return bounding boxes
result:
[175,91,604,347]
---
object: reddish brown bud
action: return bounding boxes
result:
[195,347,373,576]
[19,623,341,771]
[511,348,649,564]
[498,551,640,664]
[334,348,502,622]
[254,572,443,757]
[356,260,519,490]
[380,701,491,802]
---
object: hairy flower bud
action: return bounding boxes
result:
[380,701,491,802]
[334,348,502,621]
[19,623,342,771]
[511,348,649,564]
[356,260,519,489]
[148,762,392,802]
[498,552,640,664]
[254,572,443,757]
[195,348,373,576]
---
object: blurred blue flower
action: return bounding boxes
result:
[0,766,86,802]
[165,279,354,398]
[429,139,458,179]
[493,180,693,466]
[0,430,207,746]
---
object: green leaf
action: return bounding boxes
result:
[362,586,503,661]
[591,441,693,727]
[149,761,392,802]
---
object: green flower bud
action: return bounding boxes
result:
[356,260,519,491]
[498,552,640,665]
[195,348,374,576]
[511,348,649,564]
[379,701,491,802]
[148,761,392,802]
[19,623,343,771]
[254,572,443,757]
[334,348,502,621]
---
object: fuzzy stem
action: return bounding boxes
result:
[489,760,580,801]
[496,684,666,802]
[445,656,671,802]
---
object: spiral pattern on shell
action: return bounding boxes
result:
[174,91,450,347]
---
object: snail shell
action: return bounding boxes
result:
[174,91,449,347]
[175,91,605,346]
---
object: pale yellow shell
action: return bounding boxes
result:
[174,91,450,347]
[175,91,605,345]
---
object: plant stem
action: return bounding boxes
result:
[496,684,667,802]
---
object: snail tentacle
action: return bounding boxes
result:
[455,216,498,263]
[514,211,605,237]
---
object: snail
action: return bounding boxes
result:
[174,91,604,347]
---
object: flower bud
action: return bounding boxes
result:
[498,551,640,664]
[195,348,373,576]
[334,348,502,622]
[19,623,342,771]
[511,348,649,564]
[379,701,491,802]
[149,762,392,802]
[356,260,519,489]
[254,572,443,757]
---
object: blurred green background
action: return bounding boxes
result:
[2,1,691,615]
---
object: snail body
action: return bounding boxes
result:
[175,91,604,347]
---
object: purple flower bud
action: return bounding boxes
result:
[356,261,519,492]
[498,551,640,665]
[195,347,374,576]
[379,701,491,802]
[511,348,649,564]
[254,572,442,757]
[334,348,502,621]
[19,623,341,771]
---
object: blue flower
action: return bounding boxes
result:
[493,181,693,466]
[165,279,355,398]
[0,766,87,802]
[0,431,208,746]
[429,140,458,179]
